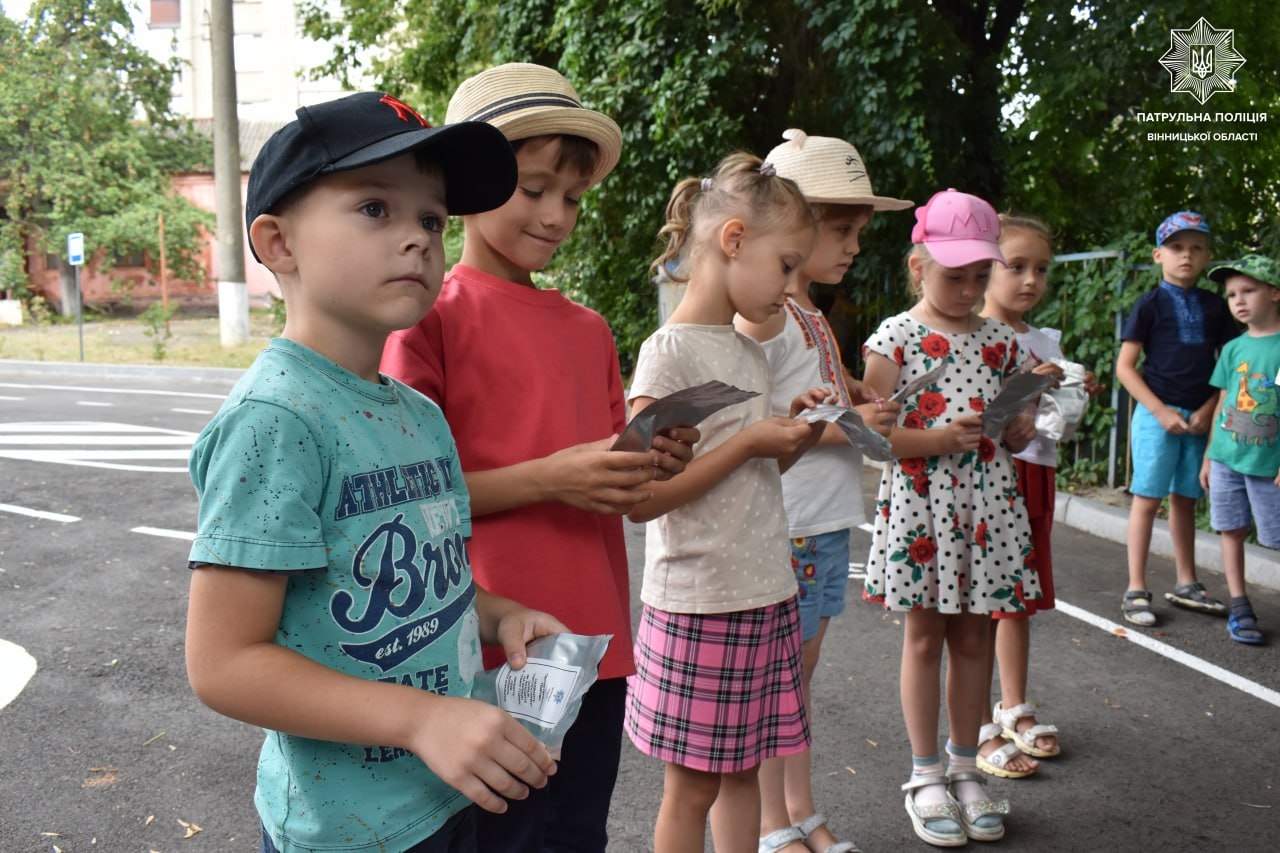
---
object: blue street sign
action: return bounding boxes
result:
[67,233,85,266]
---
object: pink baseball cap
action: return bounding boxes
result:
[911,189,1005,268]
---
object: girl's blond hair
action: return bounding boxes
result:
[998,213,1055,252]
[650,151,815,282]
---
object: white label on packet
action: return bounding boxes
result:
[494,658,583,728]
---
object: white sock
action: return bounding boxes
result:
[910,754,948,807]
[946,746,986,803]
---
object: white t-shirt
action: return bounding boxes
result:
[759,301,864,536]
[629,324,796,614]
[1014,324,1064,468]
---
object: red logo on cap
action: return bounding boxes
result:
[379,94,430,127]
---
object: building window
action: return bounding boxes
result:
[115,249,146,268]
[150,0,180,27]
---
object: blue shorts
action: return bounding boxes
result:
[1209,460,1280,548]
[791,529,851,641]
[1130,403,1208,499]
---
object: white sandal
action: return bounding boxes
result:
[793,812,862,853]
[758,825,805,853]
[902,775,966,847]
[994,701,1061,758]
[947,769,1011,842]
[976,722,1036,778]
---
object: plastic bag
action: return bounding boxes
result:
[471,632,611,759]
[1036,358,1089,441]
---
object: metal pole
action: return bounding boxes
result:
[210,0,248,346]
[75,265,83,362]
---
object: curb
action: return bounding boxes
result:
[1054,490,1280,594]
[0,358,245,385]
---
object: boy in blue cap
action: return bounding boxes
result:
[185,92,568,853]
[1115,211,1239,627]
[1199,254,1280,644]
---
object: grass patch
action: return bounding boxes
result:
[0,309,279,368]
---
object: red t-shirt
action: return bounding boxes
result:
[381,264,634,678]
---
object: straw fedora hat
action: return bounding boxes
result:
[446,62,622,186]
[766,129,912,210]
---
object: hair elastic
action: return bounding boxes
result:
[758,161,777,177]
[700,177,714,192]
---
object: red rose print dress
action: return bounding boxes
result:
[861,313,1041,613]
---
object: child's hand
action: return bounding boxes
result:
[788,386,835,417]
[940,414,984,454]
[1083,370,1106,398]
[1002,411,1037,452]
[1155,406,1191,435]
[547,439,658,514]
[648,426,700,482]
[408,695,557,814]
[1199,457,1212,492]
[492,607,571,671]
[1187,408,1213,435]
[854,398,901,436]
[745,417,824,459]
[1031,361,1064,389]
[846,376,881,406]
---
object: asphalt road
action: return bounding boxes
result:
[1,365,1278,852]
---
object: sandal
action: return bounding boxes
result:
[1227,612,1264,645]
[1165,581,1227,615]
[759,826,806,853]
[902,775,966,847]
[976,722,1036,778]
[1122,589,1157,627]
[947,770,1011,842]
[792,812,862,853]
[994,701,1060,758]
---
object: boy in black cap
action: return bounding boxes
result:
[185,92,567,853]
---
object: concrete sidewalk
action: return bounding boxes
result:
[6,356,1279,592]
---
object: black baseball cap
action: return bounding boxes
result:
[245,92,517,261]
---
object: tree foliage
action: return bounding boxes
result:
[300,0,1280,373]
[0,0,213,301]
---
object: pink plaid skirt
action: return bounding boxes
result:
[624,598,810,773]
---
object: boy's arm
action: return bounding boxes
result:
[186,566,556,813]
[1198,389,1226,491]
[1188,393,1218,435]
[473,586,570,669]
[464,443,659,517]
[1115,340,1190,433]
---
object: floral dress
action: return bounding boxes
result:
[861,313,1041,614]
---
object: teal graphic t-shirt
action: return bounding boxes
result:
[188,339,481,852]
[1207,330,1280,478]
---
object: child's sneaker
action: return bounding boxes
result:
[1165,582,1227,615]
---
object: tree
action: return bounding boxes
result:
[0,0,213,311]
[299,0,1280,372]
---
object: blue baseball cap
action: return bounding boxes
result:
[1155,211,1211,247]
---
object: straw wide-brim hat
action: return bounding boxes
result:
[446,62,622,186]
[766,129,912,210]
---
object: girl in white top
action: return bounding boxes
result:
[624,151,828,853]
[976,214,1101,779]
[736,129,908,853]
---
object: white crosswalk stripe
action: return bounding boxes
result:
[0,421,197,472]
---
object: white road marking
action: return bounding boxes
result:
[171,408,212,415]
[1055,599,1280,710]
[0,421,195,472]
[0,381,226,400]
[0,395,23,401]
[132,526,196,541]
[75,400,113,407]
[0,503,80,523]
[0,639,38,711]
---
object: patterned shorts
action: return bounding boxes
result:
[624,599,810,773]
